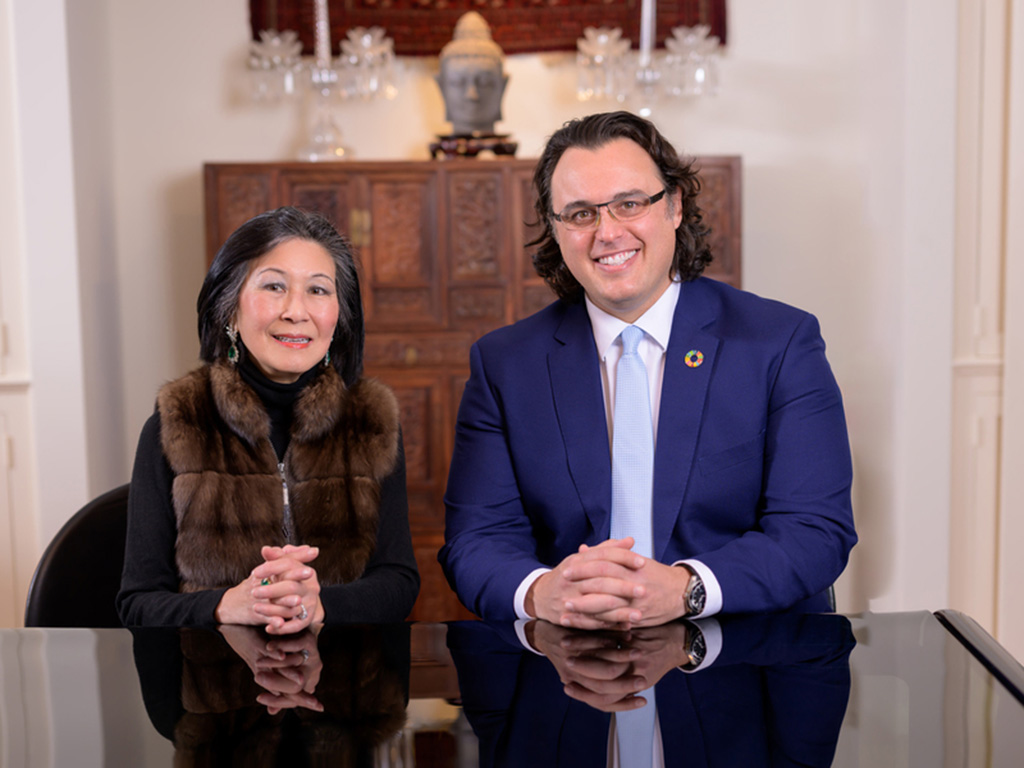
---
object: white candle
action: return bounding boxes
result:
[313,0,332,67]
[639,0,655,67]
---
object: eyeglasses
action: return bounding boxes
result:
[551,189,667,231]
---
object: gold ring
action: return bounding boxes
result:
[260,577,271,586]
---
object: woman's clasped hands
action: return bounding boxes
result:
[219,625,324,715]
[216,544,325,633]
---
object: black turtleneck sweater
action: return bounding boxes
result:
[237,356,319,460]
[116,359,420,627]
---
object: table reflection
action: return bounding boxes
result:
[130,624,410,765]
[4,612,1024,766]
[447,613,855,767]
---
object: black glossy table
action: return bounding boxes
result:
[0,611,1021,766]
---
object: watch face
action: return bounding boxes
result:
[690,628,707,665]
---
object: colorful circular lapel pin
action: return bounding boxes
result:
[684,350,704,368]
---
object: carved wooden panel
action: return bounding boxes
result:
[513,169,543,283]
[203,157,741,622]
[393,385,433,485]
[449,287,507,327]
[445,170,512,335]
[279,176,356,233]
[448,173,503,281]
[378,371,448,532]
[511,168,553,320]
[371,183,430,282]
[363,174,442,329]
[364,332,474,369]
[692,156,743,288]
[204,169,275,260]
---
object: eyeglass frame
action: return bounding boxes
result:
[549,189,668,230]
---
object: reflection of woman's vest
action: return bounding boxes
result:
[158,361,399,592]
[167,626,409,765]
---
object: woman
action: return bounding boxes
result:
[117,207,419,633]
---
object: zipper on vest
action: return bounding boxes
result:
[278,462,296,544]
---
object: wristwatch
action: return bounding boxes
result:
[683,566,706,616]
[683,622,707,669]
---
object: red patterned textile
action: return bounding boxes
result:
[250,0,727,57]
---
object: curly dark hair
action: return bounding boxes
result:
[529,111,713,303]
[196,207,365,387]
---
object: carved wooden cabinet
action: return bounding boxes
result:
[204,157,741,621]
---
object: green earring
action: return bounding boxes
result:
[225,325,239,364]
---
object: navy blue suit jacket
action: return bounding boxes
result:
[440,278,856,620]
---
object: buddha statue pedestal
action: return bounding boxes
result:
[429,133,518,159]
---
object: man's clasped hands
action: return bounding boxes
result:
[526,537,693,630]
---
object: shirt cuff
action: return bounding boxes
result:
[513,618,545,654]
[514,567,552,620]
[675,558,723,618]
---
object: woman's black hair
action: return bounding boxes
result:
[528,110,713,303]
[196,207,364,387]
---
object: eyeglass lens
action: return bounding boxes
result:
[557,191,663,230]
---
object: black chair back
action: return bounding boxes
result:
[24,484,129,627]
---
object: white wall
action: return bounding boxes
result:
[0,0,90,627]
[67,0,125,497]
[5,0,961,620]
[997,0,1024,657]
[14,0,90,543]
[0,0,36,628]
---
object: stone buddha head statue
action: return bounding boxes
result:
[436,12,509,136]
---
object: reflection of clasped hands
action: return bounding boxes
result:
[527,620,690,713]
[214,544,326,634]
[219,625,324,715]
[526,537,691,630]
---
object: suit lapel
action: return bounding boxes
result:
[653,281,719,561]
[549,305,613,540]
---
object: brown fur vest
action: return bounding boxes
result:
[158,361,400,592]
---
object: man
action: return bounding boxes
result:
[439,111,856,628]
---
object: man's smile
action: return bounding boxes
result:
[595,248,639,267]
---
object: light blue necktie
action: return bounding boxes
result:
[610,324,656,767]
[610,325,654,558]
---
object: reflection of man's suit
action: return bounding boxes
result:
[441,278,857,620]
[447,613,855,768]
